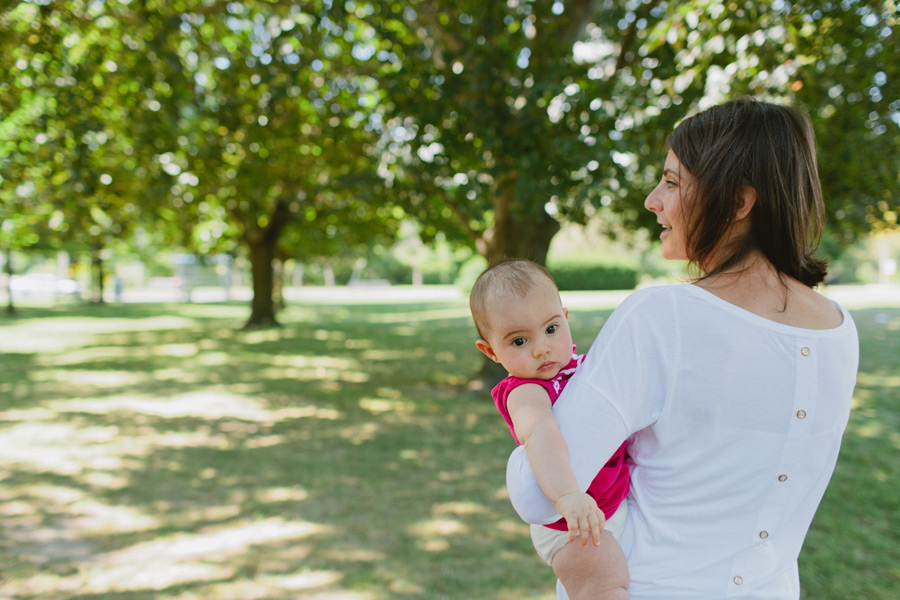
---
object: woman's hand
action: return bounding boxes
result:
[555,491,605,548]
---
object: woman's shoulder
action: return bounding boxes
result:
[600,284,688,335]
[613,283,689,315]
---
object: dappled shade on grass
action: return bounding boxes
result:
[0,299,897,599]
[0,300,557,599]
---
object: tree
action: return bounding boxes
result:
[372,0,615,265]
[3,0,895,317]
[0,3,70,312]
[1,1,398,325]
[158,1,393,325]
[1,1,176,304]
[784,0,899,241]
[370,0,898,267]
[608,0,900,243]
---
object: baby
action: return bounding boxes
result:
[470,260,630,600]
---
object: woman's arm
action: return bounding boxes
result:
[507,383,582,503]
[506,288,672,524]
[507,384,606,543]
[506,385,632,524]
[506,445,558,524]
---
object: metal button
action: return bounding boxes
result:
[801,347,811,356]
[734,576,743,585]
[778,474,788,482]
[759,531,769,539]
[797,410,807,419]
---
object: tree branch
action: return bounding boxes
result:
[557,0,605,47]
[615,0,664,72]
[531,0,604,63]
[439,189,484,246]
[409,0,464,68]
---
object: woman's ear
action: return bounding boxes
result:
[736,185,757,220]
[476,340,500,363]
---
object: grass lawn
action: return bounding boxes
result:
[0,290,897,599]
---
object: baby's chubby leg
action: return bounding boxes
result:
[552,530,629,600]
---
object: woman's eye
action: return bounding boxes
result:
[512,338,526,347]
[546,324,558,334]
[665,179,678,188]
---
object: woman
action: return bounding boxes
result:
[506,98,859,599]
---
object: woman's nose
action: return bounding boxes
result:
[644,187,661,212]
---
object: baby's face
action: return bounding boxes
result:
[483,284,572,381]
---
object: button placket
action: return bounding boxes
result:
[776,339,817,493]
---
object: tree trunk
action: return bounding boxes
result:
[241,199,292,329]
[92,251,105,303]
[323,264,335,286]
[3,247,14,315]
[485,187,561,266]
[245,236,280,328]
[272,255,284,312]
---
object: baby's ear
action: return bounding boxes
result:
[475,339,500,362]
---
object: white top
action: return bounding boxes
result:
[506,284,859,600]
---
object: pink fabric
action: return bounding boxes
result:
[492,351,630,532]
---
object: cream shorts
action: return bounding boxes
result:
[530,502,628,567]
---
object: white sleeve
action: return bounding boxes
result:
[506,445,557,524]
[506,288,677,523]
[506,398,632,524]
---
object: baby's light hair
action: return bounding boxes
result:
[469,260,560,339]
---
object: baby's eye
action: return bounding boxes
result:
[512,337,526,347]
[546,324,558,335]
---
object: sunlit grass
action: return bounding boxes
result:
[0,294,897,599]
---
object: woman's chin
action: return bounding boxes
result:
[660,246,688,262]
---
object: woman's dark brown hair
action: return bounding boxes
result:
[668,98,828,287]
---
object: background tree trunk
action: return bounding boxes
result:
[242,200,291,329]
[485,188,561,266]
[245,236,279,328]
[272,256,284,313]
[92,251,105,304]
[3,248,14,315]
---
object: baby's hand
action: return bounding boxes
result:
[555,491,605,548]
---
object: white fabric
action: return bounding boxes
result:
[507,284,859,600]
[530,502,628,566]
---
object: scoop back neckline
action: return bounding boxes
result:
[680,283,850,336]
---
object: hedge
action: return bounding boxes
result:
[546,255,639,291]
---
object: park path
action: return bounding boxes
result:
[103,281,900,308]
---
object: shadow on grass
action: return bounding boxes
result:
[1,300,613,600]
[1,301,896,599]
[799,306,900,600]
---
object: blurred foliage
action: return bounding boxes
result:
[0,0,897,317]
[369,0,898,264]
[0,0,401,323]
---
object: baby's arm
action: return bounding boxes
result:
[507,383,604,547]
